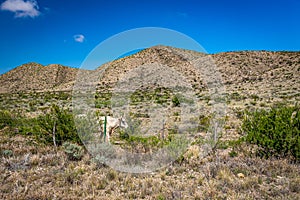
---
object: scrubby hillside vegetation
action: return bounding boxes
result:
[0,46,299,199]
[0,63,78,93]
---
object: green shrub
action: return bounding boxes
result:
[230,92,246,101]
[118,130,129,140]
[127,135,161,147]
[172,95,180,107]
[242,105,300,161]
[122,117,141,136]
[0,110,17,129]
[229,150,238,157]
[37,104,81,145]
[2,149,13,157]
[0,110,35,135]
[198,114,211,132]
[63,142,84,161]
[166,135,189,161]
[1,104,81,146]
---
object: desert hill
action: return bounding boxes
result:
[95,46,300,104]
[0,63,78,93]
[0,46,299,101]
[213,50,300,98]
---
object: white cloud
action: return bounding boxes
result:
[0,0,40,18]
[73,34,85,43]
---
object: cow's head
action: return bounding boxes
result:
[119,117,128,129]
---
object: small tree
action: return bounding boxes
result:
[38,104,81,146]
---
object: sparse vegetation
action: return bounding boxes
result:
[130,87,173,106]
[115,121,175,153]
[0,47,299,199]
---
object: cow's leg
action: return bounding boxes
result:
[110,127,118,143]
[99,123,104,142]
[106,128,111,142]
[100,131,105,142]
[108,127,116,143]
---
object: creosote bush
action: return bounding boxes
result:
[242,104,300,161]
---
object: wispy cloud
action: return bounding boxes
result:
[0,0,41,18]
[73,34,85,43]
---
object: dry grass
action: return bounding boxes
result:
[1,130,299,200]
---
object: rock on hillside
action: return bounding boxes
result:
[0,63,78,93]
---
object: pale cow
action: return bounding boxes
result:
[98,116,128,142]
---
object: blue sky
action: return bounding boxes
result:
[0,0,299,74]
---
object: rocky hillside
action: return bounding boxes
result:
[0,63,78,93]
[95,46,300,103]
[95,46,206,92]
[213,50,300,100]
[1,46,299,100]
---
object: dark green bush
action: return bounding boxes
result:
[242,105,300,161]
[118,130,129,140]
[37,104,81,145]
[172,95,180,107]
[0,110,17,129]
[0,104,81,146]
[0,110,34,135]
